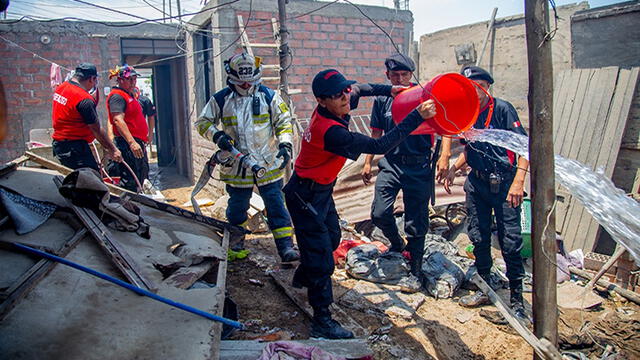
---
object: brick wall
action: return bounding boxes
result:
[0,20,179,163]
[232,8,411,117]
[187,0,414,193]
[0,28,119,162]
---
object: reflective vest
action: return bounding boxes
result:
[51,81,95,142]
[107,88,148,143]
[294,108,347,185]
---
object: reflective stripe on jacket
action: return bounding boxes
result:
[195,85,293,188]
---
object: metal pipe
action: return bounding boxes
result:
[12,242,244,329]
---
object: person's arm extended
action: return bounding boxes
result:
[76,99,121,162]
[195,96,223,142]
[507,156,529,208]
[350,83,391,110]
[443,151,467,194]
[361,128,382,185]
[147,114,155,145]
[112,112,143,159]
[436,136,453,182]
[88,123,122,162]
[326,100,436,160]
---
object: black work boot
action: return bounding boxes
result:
[408,251,424,278]
[275,237,300,262]
[311,307,354,339]
[459,273,491,308]
[229,229,246,252]
[510,282,529,322]
[388,237,405,253]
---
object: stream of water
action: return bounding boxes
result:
[465,129,640,263]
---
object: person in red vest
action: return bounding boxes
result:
[106,64,149,192]
[52,63,121,170]
[282,69,436,339]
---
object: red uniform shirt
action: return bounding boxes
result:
[51,81,96,142]
[107,88,148,143]
[294,109,348,185]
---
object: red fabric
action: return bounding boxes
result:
[333,239,388,266]
[107,88,148,143]
[51,81,95,142]
[294,109,347,184]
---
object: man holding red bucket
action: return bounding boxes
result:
[283,69,436,339]
[443,66,530,320]
[361,54,454,279]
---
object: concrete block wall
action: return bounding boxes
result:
[0,21,180,163]
[418,2,588,127]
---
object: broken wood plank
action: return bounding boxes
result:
[0,155,29,177]
[25,151,130,196]
[473,274,563,360]
[269,268,367,337]
[53,177,157,292]
[569,266,640,305]
[163,260,216,289]
[219,339,372,360]
[122,192,240,233]
[0,227,87,319]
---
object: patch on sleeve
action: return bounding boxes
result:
[278,102,289,113]
[513,120,521,128]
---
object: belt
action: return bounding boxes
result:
[472,169,515,182]
[472,169,492,182]
[292,173,334,191]
[386,154,430,165]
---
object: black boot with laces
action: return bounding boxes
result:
[310,307,354,339]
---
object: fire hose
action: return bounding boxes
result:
[92,142,143,194]
[190,146,267,215]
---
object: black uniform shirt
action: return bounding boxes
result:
[69,80,98,125]
[138,95,156,117]
[370,94,432,157]
[320,83,424,161]
[465,97,528,175]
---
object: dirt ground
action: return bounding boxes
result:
[155,170,639,359]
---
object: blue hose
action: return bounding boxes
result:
[13,242,244,329]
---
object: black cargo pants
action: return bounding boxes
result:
[283,173,340,310]
[464,170,524,286]
[371,156,431,260]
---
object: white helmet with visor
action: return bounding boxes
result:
[225,53,262,86]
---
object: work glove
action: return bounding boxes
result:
[276,142,292,170]
[212,131,234,151]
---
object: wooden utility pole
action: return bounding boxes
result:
[524,0,558,357]
[277,0,291,106]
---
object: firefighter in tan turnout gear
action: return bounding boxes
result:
[196,53,299,262]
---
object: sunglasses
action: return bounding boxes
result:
[327,86,352,100]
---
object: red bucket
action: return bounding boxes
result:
[391,73,480,135]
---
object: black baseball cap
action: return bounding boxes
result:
[384,53,415,72]
[75,63,99,78]
[312,69,357,98]
[461,66,494,84]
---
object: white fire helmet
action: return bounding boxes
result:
[225,53,263,86]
